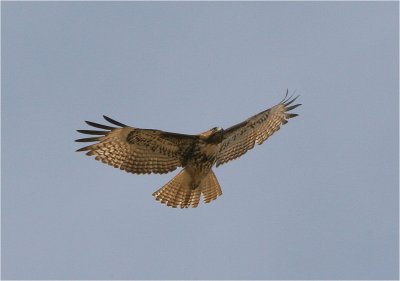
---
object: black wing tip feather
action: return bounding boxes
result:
[286,113,299,119]
[103,115,128,127]
[76,145,91,152]
[75,115,127,151]
[76,129,107,135]
[286,103,302,111]
[284,101,301,119]
[75,137,100,143]
[280,89,301,109]
[85,120,115,130]
[280,89,301,120]
[280,89,300,105]
[280,89,290,103]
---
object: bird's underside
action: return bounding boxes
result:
[75,91,301,208]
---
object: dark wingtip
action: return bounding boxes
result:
[286,103,302,111]
[75,144,92,152]
[103,115,128,127]
[85,120,115,130]
[76,129,107,135]
[280,89,290,103]
[75,137,100,143]
[284,94,300,106]
[286,113,299,119]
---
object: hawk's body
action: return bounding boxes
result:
[76,92,301,208]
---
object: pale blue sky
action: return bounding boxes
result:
[2,2,398,280]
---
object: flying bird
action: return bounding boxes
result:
[75,91,301,208]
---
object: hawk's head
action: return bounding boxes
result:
[212,127,224,133]
[201,127,224,143]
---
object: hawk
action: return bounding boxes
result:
[75,91,301,208]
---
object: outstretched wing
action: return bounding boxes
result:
[76,116,198,174]
[216,91,301,167]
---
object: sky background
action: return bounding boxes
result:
[2,2,398,280]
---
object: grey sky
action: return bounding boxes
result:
[2,1,398,280]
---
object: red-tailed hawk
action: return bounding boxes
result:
[76,91,301,208]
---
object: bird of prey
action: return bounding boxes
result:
[75,91,301,208]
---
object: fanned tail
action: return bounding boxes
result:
[152,169,222,208]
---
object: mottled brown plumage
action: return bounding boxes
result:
[75,91,301,208]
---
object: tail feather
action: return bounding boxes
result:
[182,188,192,208]
[201,178,213,203]
[175,184,188,207]
[201,171,222,203]
[190,188,202,208]
[152,169,222,208]
[166,185,180,207]
[153,170,185,207]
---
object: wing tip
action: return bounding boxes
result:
[76,115,127,151]
[85,120,115,130]
[75,137,100,143]
[286,113,299,119]
[286,103,302,111]
[103,115,128,127]
[76,129,107,136]
[280,89,301,107]
[75,145,91,152]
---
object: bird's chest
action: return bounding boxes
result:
[183,142,219,171]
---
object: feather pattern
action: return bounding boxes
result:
[152,169,221,208]
[75,115,197,174]
[216,91,301,167]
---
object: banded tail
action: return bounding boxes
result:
[152,169,222,208]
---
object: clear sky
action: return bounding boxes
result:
[2,2,398,280]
